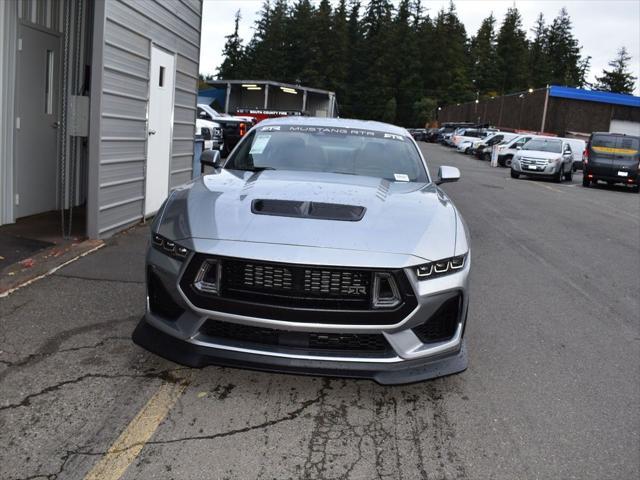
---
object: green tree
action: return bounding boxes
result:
[470,14,499,95]
[595,47,637,94]
[390,0,423,125]
[217,10,245,79]
[412,96,438,126]
[527,13,551,88]
[495,7,529,93]
[287,0,317,84]
[546,7,589,87]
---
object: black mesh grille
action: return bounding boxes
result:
[200,320,392,354]
[221,259,372,309]
[148,271,184,320]
[413,295,460,343]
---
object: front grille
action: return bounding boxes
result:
[413,295,460,343]
[520,157,548,166]
[221,259,372,309]
[180,254,417,325]
[200,320,393,355]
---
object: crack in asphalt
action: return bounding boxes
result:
[0,316,138,382]
[0,369,187,412]
[52,272,145,284]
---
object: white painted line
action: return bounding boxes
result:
[0,243,105,298]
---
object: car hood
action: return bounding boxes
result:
[518,150,561,160]
[156,170,459,261]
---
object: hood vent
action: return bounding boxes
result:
[251,199,366,221]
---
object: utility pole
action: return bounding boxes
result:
[540,85,550,134]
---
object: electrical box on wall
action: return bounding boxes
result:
[68,95,89,137]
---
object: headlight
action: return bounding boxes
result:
[547,157,562,164]
[416,254,466,279]
[152,233,189,260]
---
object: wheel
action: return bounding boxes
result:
[582,176,590,187]
[465,147,471,154]
[554,164,563,183]
[482,152,490,162]
[510,169,520,179]
[564,166,573,181]
[503,156,513,168]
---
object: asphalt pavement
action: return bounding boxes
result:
[1,143,638,480]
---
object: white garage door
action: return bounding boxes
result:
[609,120,640,136]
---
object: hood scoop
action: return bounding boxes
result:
[251,199,366,221]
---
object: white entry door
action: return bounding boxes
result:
[15,25,61,218]
[145,46,175,216]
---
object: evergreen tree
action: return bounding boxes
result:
[326,0,350,102]
[341,0,363,117]
[495,7,529,93]
[390,0,422,124]
[217,10,245,79]
[353,0,395,120]
[527,13,550,88]
[546,8,588,87]
[595,47,637,94]
[470,14,499,95]
[288,0,317,84]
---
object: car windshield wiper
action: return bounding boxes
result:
[236,166,277,172]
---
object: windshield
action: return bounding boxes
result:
[225,125,429,183]
[523,138,562,153]
[199,104,222,118]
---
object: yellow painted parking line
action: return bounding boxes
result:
[84,372,192,480]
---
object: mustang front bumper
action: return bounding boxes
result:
[133,243,470,385]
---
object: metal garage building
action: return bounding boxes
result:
[438,86,640,137]
[0,0,203,239]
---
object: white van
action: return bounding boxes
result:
[496,134,542,167]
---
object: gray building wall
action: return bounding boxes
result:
[88,0,202,238]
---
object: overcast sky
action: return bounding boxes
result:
[200,0,640,94]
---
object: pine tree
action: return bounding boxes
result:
[353,0,395,120]
[470,14,499,95]
[217,10,245,79]
[527,13,550,88]
[495,7,529,94]
[595,47,637,94]
[287,0,317,84]
[546,7,588,87]
[390,0,423,125]
[327,0,349,101]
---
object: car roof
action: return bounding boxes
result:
[258,116,409,136]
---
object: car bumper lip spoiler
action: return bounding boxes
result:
[132,317,468,385]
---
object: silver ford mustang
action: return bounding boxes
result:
[133,117,470,384]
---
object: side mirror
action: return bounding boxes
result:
[200,149,221,172]
[436,166,461,185]
[516,146,522,150]
[198,111,208,119]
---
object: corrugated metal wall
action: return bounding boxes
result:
[92,0,202,237]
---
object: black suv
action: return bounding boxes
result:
[583,132,639,192]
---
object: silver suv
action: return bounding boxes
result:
[511,137,574,182]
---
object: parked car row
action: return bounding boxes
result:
[431,126,639,192]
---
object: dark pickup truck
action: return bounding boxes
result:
[197,104,254,156]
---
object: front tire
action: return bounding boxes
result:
[554,164,563,183]
[510,169,520,179]
[503,156,513,168]
[564,167,573,181]
[482,152,490,161]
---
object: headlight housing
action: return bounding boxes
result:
[152,233,190,260]
[415,254,466,279]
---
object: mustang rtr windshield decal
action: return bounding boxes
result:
[261,125,406,140]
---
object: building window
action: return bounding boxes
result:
[159,66,165,87]
[45,50,54,114]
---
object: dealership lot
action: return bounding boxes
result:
[0,143,638,480]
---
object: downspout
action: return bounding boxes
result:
[224,82,231,114]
